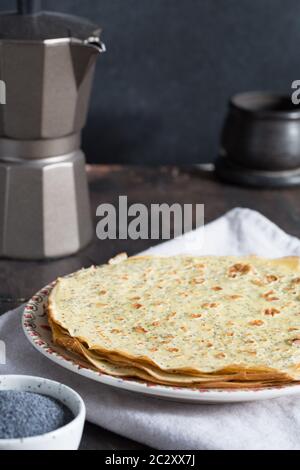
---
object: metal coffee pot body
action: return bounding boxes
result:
[0,7,104,259]
[0,39,101,142]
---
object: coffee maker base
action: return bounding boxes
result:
[0,151,93,260]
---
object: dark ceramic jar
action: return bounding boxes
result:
[222,92,300,171]
[215,92,300,186]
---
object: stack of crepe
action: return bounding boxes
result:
[48,255,300,389]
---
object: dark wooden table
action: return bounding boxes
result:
[1,164,300,449]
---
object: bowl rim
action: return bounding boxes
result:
[230,91,300,120]
[0,374,86,444]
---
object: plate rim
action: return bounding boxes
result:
[22,282,300,403]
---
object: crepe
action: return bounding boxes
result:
[48,255,300,388]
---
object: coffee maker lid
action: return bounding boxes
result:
[0,1,100,41]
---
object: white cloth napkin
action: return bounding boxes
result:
[2,207,300,450]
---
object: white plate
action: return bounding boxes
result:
[22,283,300,404]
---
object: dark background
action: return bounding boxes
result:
[0,0,299,164]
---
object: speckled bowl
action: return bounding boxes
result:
[0,375,86,450]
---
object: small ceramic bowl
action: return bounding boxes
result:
[216,91,300,187]
[0,375,86,450]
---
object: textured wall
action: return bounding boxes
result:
[0,0,299,164]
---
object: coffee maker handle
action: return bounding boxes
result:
[17,0,41,15]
